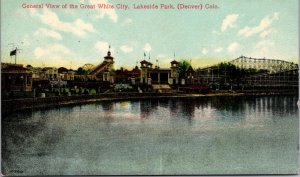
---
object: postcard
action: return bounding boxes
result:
[1,0,299,175]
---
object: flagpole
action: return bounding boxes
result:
[15,47,17,64]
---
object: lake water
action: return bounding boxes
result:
[2,96,299,175]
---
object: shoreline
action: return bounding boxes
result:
[2,92,298,115]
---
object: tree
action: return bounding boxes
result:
[214,62,266,89]
[76,67,88,75]
[178,60,191,79]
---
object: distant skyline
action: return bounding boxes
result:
[1,0,298,69]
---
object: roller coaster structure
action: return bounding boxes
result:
[229,56,298,73]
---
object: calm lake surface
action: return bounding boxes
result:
[2,96,299,175]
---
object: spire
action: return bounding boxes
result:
[107,44,111,57]
[104,44,113,60]
[174,52,176,60]
[148,52,151,61]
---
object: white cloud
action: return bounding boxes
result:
[34,44,70,59]
[29,8,38,16]
[120,45,133,53]
[212,30,221,35]
[255,40,274,49]
[227,42,241,53]
[31,9,95,37]
[221,14,239,32]
[202,48,208,55]
[88,0,118,22]
[34,28,62,40]
[238,13,279,37]
[249,40,275,58]
[121,18,133,26]
[143,43,152,52]
[260,28,276,38]
[214,47,223,53]
[95,41,114,56]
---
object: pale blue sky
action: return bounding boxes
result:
[1,0,298,69]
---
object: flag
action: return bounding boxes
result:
[144,52,146,57]
[10,49,16,56]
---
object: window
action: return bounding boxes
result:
[26,76,31,86]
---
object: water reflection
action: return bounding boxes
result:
[71,96,299,124]
[2,109,67,174]
[101,101,114,111]
[2,95,298,175]
[140,100,152,119]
